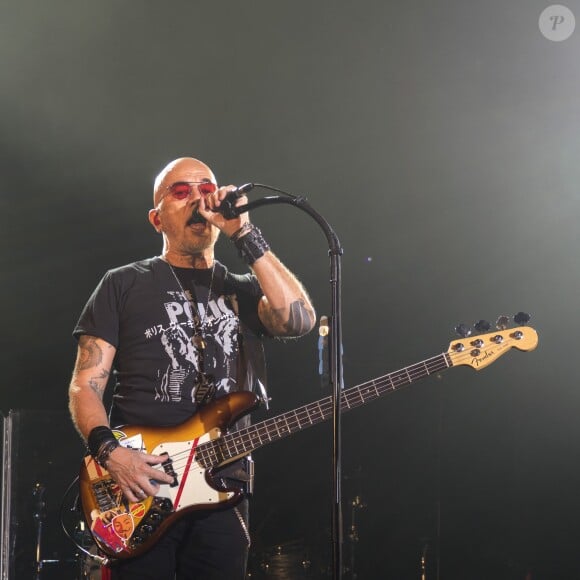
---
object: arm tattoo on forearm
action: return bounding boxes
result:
[88,368,110,397]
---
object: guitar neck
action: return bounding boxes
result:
[197,351,451,468]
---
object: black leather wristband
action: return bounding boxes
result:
[233,224,270,266]
[87,426,119,467]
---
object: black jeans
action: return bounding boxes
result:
[109,499,249,580]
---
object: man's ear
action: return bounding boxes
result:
[148,209,161,231]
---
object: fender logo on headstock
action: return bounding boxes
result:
[471,349,496,367]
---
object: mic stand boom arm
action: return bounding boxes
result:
[234,194,345,580]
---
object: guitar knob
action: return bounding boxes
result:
[474,320,491,333]
[156,498,173,512]
[514,312,531,325]
[455,323,472,338]
[495,315,509,330]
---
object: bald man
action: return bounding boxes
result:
[69,157,315,579]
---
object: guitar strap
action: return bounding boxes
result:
[222,270,268,495]
[224,267,270,420]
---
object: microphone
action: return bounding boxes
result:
[212,183,255,219]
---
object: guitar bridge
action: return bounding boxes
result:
[92,478,120,512]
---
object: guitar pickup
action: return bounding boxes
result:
[92,479,118,511]
[160,452,179,487]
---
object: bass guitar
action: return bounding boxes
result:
[79,324,538,560]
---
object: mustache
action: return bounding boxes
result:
[186,205,207,226]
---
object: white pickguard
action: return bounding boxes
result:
[150,428,235,510]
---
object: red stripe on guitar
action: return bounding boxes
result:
[174,438,199,508]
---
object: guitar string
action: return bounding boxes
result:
[143,335,526,480]
[145,352,451,477]
[147,349,468,475]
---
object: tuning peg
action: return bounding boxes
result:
[454,323,472,338]
[513,312,531,325]
[495,315,510,330]
[474,320,491,333]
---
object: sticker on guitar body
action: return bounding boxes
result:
[83,428,237,554]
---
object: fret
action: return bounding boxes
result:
[280,415,291,434]
[407,363,420,380]
[195,447,207,468]
[343,393,352,409]
[259,424,272,442]
[357,383,372,402]
[208,446,217,463]
[228,435,240,457]
[392,370,408,387]
[291,409,301,430]
[198,440,223,468]
[235,434,249,453]
[273,419,282,437]
[315,401,325,422]
[252,426,263,446]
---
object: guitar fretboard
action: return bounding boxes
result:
[195,352,452,468]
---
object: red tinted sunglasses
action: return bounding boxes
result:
[165,181,217,201]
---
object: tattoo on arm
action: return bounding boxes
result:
[284,299,315,335]
[263,299,315,336]
[78,336,103,370]
[88,368,110,397]
[75,336,112,398]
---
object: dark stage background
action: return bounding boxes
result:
[2,1,580,578]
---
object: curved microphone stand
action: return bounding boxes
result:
[233,191,345,580]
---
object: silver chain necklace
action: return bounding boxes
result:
[165,260,216,350]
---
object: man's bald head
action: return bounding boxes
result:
[153,157,217,207]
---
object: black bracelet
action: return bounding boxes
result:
[96,439,120,468]
[233,224,270,266]
[230,222,253,242]
[88,426,119,467]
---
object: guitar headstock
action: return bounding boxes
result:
[447,325,538,370]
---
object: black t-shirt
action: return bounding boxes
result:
[73,257,266,428]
